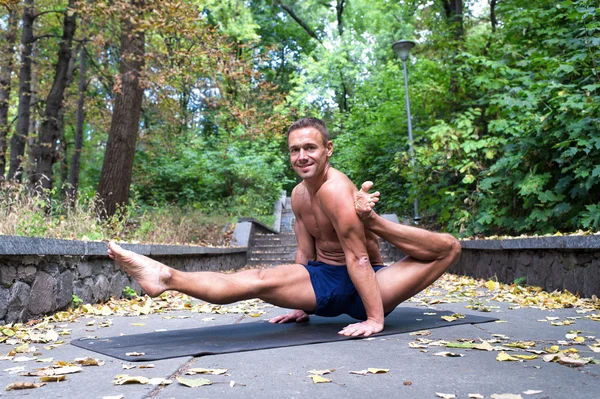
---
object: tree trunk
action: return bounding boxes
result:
[66,43,87,206]
[0,8,18,183]
[8,0,35,182]
[0,9,18,182]
[96,0,146,219]
[32,0,77,193]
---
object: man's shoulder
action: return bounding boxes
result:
[320,168,355,195]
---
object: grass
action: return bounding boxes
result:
[0,182,232,246]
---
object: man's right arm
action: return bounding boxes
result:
[269,187,315,324]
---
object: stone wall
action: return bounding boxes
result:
[0,236,247,323]
[384,235,600,298]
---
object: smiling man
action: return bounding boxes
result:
[108,117,461,337]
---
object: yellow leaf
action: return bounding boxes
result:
[496,351,519,361]
[176,376,212,388]
[308,369,334,375]
[514,355,538,360]
[187,368,228,375]
[574,336,585,343]
[485,280,498,291]
[441,316,457,322]
[367,368,389,374]
[40,375,66,382]
[309,375,331,383]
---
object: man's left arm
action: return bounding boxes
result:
[320,183,385,337]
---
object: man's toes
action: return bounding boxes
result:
[361,181,373,193]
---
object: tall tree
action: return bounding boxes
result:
[66,42,87,206]
[96,0,146,218]
[0,7,18,181]
[32,0,77,193]
[8,0,35,182]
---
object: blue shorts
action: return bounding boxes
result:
[303,260,388,320]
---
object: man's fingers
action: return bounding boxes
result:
[361,181,373,193]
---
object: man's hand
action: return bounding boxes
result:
[338,319,384,337]
[269,309,310,324]
[355,181,380,220]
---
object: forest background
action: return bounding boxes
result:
[0,0,598,245]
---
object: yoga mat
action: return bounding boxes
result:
[71,307,496,361]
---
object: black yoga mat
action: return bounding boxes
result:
[71,307,496,361]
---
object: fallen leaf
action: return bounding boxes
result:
[472,341,494,351]
[436,392,456,399]
[523,390,543,395]
[349,370,368,375]
[102,395,125,399]
[125,352,145,357]
[308,369,335,375]
[187,368,228,375]
[367,368,389,374]
[441,316,457,322]
[139,364,155,369]
[469,394,484,399]
[309,375,331,383]
[434,351,464,357]
[5,381,46,390]
[485,280,498,291]
[122,364,136,370]
[409,330,431,336]
[409,342,428,349]
[403,381,412,386]
[177,376,212,388]
[514,355,538,360]
[446,342,474,349]
[113,374,171,385]
[496,351,520,361]
[490,394,523,399]
[40,375,66,382]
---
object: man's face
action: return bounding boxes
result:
[288,127,333,181]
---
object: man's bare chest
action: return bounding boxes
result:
[297,199,336,240]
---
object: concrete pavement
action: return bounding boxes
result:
[1,282,599,399]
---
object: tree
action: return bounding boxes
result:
[31,0,77,193]
[96,0,146,219]
[0,6,18,181]
[7,0,35,182]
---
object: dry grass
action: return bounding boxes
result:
[0,182,231,246]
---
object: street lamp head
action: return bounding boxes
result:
[392,40,416,62]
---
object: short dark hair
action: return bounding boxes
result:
[286,117,331,146]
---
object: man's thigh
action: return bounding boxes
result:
[256,263,317,313]
[375,256,442,312]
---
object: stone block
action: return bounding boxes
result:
[92,274,110,302]
[583,261,600,298]
[109,273,131,298]
[73,278,94,305]
[42,263,60,276]
[17,265,37,284]
[0,265,17,288]
[28,271,56,316]
[0,287,8,319]
[7,282,31,323]
[77,263,93,278]
[517,252,533,266]
[56,271,74,310]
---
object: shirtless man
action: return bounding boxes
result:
[108,117,461,337]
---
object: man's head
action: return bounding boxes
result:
[286,117,330,146]
[287,118,333,181]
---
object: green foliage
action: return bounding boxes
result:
[72,295,83,307]
[123,286,138,299]
[134,132,292,224]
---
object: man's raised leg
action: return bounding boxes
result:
[108,242,317,311]
[355,182,462,310]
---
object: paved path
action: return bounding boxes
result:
[1,282,599,399]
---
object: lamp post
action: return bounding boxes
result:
[392,40,420,224]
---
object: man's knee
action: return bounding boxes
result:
[442,233,462,265]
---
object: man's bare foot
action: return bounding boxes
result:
[107,242,171,297]
[355,181,380,220]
